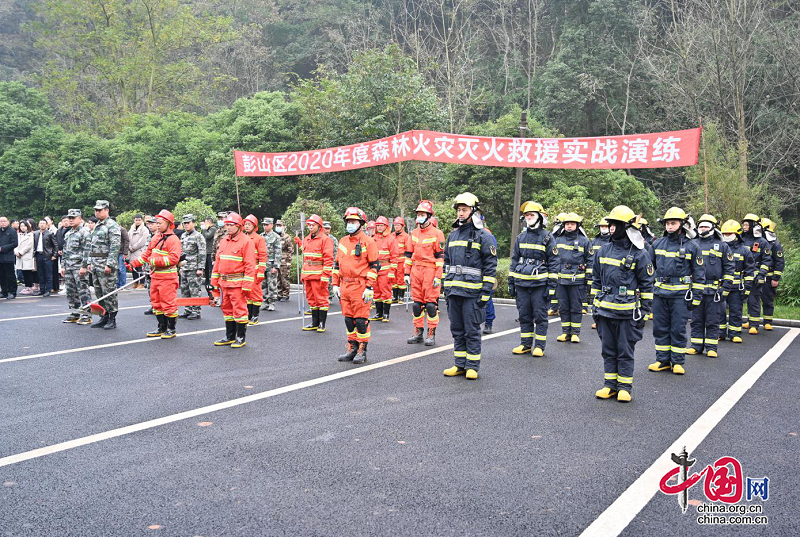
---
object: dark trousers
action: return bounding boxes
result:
[0,262,16,296]
[485,289,495,325]
[447,295,485,371]
[720,291,744,339]
[205,254,213,285]
[653,295,689,365]
[745,282,764,328]
[557,284,584,335]
[516,285,549,349]
[762,280,776,323]
[52,258,60,291]
[690,294,720,352]
[597,316,642,393]
[35,253,53,293]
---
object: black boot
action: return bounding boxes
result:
[369,302,384,321]
[317,309,327,332]
[232,322,247,348]
[214,321,236,345]
[352,342,368,364]
[248,304,259,326]
[90,314,108,328]
[147,314,167,337]
[103,312,117,330]
[179,310,190,318]
[382,303,391,322]
[161,316,177,339]
[337,341,358,362]
[424,327,436,346]
[302,309,320,331]
[144,308,154,315]
[407,327,424,344]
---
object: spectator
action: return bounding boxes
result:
[33,219,58,296]
[201,216,216,284]
[26,219,39,292]
[128,214,150,288]
[11,220,19,230]
[45,216,57,234]
[87,216,98,232]
[0,216,19,299]
[174,221,185,239]
[118,224,130,288]
[14,220,35,295]
[54,215,69,294]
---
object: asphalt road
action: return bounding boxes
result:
[1,287,797,536]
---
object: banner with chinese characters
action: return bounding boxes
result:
[234,127,701,176]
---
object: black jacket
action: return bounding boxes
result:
[0,226,18,263]
[32,230,58,258]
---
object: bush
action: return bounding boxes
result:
[493,258,511,299]
[115,209,145,230]
[173,197,215,225]
[777,248,800,307]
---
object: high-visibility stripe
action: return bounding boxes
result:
[508,271,549,280]
[443,281,482,289]
[597,301,635,310]
[557,273,586,279]
[535,334,547,341]
[466,353,481,361]
[605,373,618,379]
[520,332,534,338]
[454,350,467,357]
[655,344,670,351]
[305,252,323,257]
[518,243,546,251]
[690,337,703,344]
[641,292,653,299]
[655,282,690,291]
[220,255,243,261]
[617,376,633,384]
[704,338,717,345]
[483,276,496,283]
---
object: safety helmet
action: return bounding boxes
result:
[452,192,480,210]
[375,216,390,227]
[366,220,375,230]
[697,214,718,226]
[606,205,636,224]
[638,217,649,226]
[244,214,259,231]
[555,212,567,223]
[306,214,324,228]
[520,201,544,214]
[155,209,175,229]
[393,216,405,227]
[721,220,742,235]
[561,212,582,224]
[343,207,367,223]
[742,213,759,223]
[761,218,776,232]
[596,217,609,227]
[224,212,243,227]
[661,207,688,221]
[415,200,434,215]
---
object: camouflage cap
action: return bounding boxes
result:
[94,200,110,210]
[146,215,157,223]
[216,211,228,218]
[182,214,195,223]
[262,217,274,225]
[276,219,285,225]
[322,221,331,228]
[67,209,82,218]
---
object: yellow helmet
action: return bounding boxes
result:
[562,212,583,224]
[521,201,544,214]
[742,213,760,223]
[662,207,688,221]
[721,220,742,234]
[596,217,609,227]
[606,205,636,223]
[555,212,567,222]
[761,218,776,232]
[453,192,480,209]
[639,217,649,226]
[697,214,718,226]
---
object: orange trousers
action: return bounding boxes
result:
[374,272,393,303]
[151,276,179,317]
[411,265,439,329]
[304,278,330,310]
[341,278,371,343]
[247,277,264,305]
[221,286,249,324]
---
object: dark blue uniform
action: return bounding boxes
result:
[586,232,610,323]
[554,230,591,337]
[508,226,559,351]
[649,233,705,366]
[762,237,784,326]
[741,231,773,329]
[591,237,654,393]
[443,222,497,371]
[720,238,755,340]
[689,234,734,354]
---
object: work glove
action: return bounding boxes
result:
[477,296,489,308]
[332,285,340,299]
[294,236,302,247]
[686,299,696,311]
[433,277,441,288]
[635,317,647,329]
[362,287,374,303]
[404,274,411,287]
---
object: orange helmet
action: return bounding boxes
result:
[366,220,376,230]
[415,200,434,215]
[244,214,259,231]
[155,209,175,229]
[375,216,390,227]
[343,207,367,223]
[306,214,324,228]
[224,212,243,227]
[393,216,405,227]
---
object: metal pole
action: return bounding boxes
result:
[510,111,528,257]
[299,212,307,322]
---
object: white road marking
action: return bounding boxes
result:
[580,327,800,537]
[0,305,150,322]
[0,326,525,468]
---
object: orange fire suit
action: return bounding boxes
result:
[246,231,268,306]
[392,230,409,293]
[405,224,445,329]
[374,230,399,305]
[333,231,379,343]
[131,231,182,317]
[211,230,257,324]
[301,232,334,312]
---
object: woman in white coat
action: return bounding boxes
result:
[14,220,35,294]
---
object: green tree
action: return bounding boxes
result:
[173,197,214,224]
[0,82,53,155]
[0,125,63,218]
[281,198,343,239]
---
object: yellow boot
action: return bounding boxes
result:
[648,361,671,372]
[732,336,743,343]
[443,366,466,377]
[672,364,685,375]
[532,347,544,357]
[595,387,617,399]
[466,369,478,380]
[749,327,759,335]
[685,348,698,355]
[570,334,580,343]
[742,321,749,329]
[617,390,632,403]
[707,350,718,358]
[556,333,568,342]
[764,323,773,331]
[512,345,532,355]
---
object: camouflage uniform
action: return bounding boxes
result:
[62,209,92,323]
[179,217,207,316]
[278,221,293,300]
[261,218,282,308]
[84,201,121,317]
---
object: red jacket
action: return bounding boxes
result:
[130,231,182,280]
[301,232,334,283]
[211,230,257,291]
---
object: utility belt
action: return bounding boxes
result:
[220,272,245,280]
[305,260,324,266]
[447,265,482,277]
[657,276,692,284]
[560,263,585,271]
[412,260,438,268]
[518,257,544,266]
[341,276,367,283]
[90,252,109,258]
[600,286,636,296]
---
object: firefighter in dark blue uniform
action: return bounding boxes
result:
[591,205,654,403]
[508,201,559,357]
[687,215,734,358]
[554,212,591,343]
[442,193,498,380]
[549,213,567,316]
[741,214,773,334]
[588,218,611,330]
[647,207,705,375]
[759,218,784,331]
[719,220,754,343]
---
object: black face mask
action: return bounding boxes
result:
[611,224,627,240]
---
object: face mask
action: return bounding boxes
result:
[698,226,713,236]
[723,233,736,243]
[346,222,360,234]
[217,220,224,226]
[275,226,283,234]
[525,216,537,227]
[416,216,427,225]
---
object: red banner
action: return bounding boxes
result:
[234,128,701,177]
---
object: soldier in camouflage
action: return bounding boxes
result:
[261,217,282,311]
[85,200,122,330]
[277,219,293,301]
[323,221,339,300]
[61,209,92,325]
[179,214,207,319]
[211,211,229,262]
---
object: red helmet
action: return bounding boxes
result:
[343,207,367,223]
[244,214,259,231]
[224,212,243,227]
[366,220,376,230]
[155,209,175,228]
[306,214,324,228]
[393,216,405,227]
[415,200,434,215]
[375,216,390,227]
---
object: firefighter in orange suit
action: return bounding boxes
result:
[405,200,445,346]
[295,214,334,332]
[243,214,267,325]
[130,210,182,339]
[369,216,399,322]
[391,216,409,304]
[334,207,379,364]
[211,212,257,348]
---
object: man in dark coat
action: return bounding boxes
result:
[0,216,19,298]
